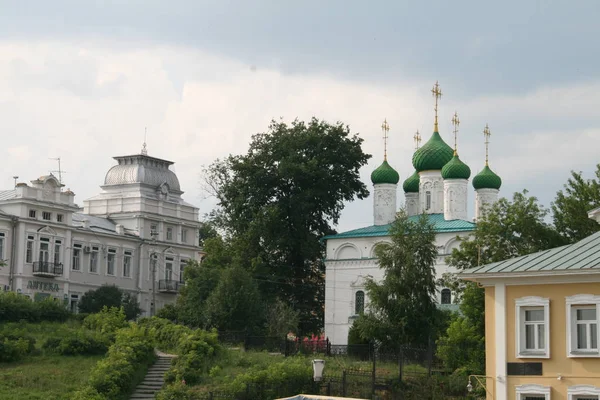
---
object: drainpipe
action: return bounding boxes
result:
[9,216,18,291]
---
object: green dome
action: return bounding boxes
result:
[402,171,420,193]
[472,165,502,190]
[371,160,400,185]
[412,131,454,172]
[441,154,471,180]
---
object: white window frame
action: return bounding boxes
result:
[42,211,51,221]
[181,229,188,244]
[165,257,174,280]
[568,385,600,400]
[25,235,35,264]
[72,244,82,271]
[0,232,5,261]
[566,294,600,357]
[166,227,173,241]
[89,246,99,274]
[123,250,132,278]
[57,214,63,223]
[516,384,551,400]
[29,209,37,219]
[106,248,116,276]
[179,259,187,283]
[516,296,550,358]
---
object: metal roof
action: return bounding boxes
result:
[323,213,475,240]
[461,231,600,275]
[0,190,17,201]
[72,213,118,234]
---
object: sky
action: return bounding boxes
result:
[1,0,599,232]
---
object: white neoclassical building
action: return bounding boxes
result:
[0,150,202,315]
[323,92,503,344]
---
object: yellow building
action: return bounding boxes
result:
[461,208,600,400]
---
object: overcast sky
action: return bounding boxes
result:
[1,1,599,232]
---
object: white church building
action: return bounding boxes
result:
[0,148,202,316]
[323,85,503,344]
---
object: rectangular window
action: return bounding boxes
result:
[150,223,158,238]
[181,229,188,244]
[179,260,187,283]
[166,227,173,241]
[54,240,62,265]
[0,232,5,261]
[72,244,81,271]
[26,235,34,263]
[426,191,432,210]
[567,295,600,357]
[42,211,51,221]
[57,214,63,223]
[516,297,550,358]
[107,249,116,275]
[29,210,37,218]
[516,384,550,400]
[90,246,99,273]
[165,257,173,280]
[123,251,132,278]
[568,386,600,400]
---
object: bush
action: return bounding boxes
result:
[83,307,128,337]
[43,331,109,356]
[0,335,36,362]
[155,382,194,400]
[36,297,71,322]
[79,285,141,320]
[156,304,179,322]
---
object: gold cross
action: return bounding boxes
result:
[413,130,421,150]
[451,111,460,155]
[483,124,491,166]
[431,81,442,131]
[381,119,390,160]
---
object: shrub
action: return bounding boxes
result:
[0,292,72,323]
[155,382,194,400]
[156,304,179,322]
[83,307,128,337]
[0,335,36,362]
[43,331,109,356]
[79,285,141,320]
[37,297,71,322]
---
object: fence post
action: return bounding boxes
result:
[327,381,331,396]
[326,337,331,356]
[398,346,403,383]
[342,370,347,397]
[371,341,377,396]
[427,336,433,376]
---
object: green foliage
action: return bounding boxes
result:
[199,221,219,247]
[205,118,371,333]
[73,324,155,400]
[0,291,70,322]
[176,258,223,328]
[156,303,179,321]
[436,316,485,374]
[0,335,36,362]
[552,165,600,242]
[78,285,141,320]
[265,299,300,337]
[354,211,440,348]
[43,331,109,356]
[164,329,221,385]
[138,316,191,353]
[83,306,128,337]
[156,382,195,400]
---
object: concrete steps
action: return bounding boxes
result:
[130,354,175,400]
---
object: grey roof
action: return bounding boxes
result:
[461,231,600,276]
[72,213,118,234]
[104,154,181,192]
[0,190,17,201]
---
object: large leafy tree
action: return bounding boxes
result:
[353,210,440,348]
[552,165,600,243]
[205,118,371,333]
[78,284,141,320]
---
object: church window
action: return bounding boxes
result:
[441,289,451,305]
[355,291,365,314]
[426,191,432,210]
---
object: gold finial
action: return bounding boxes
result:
[381,119,390,160]
[431,81,443,132]
[483,124,491,166]
[141,127,148,155]
[413,130,422,150]
[451,111,460,156]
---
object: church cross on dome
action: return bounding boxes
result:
[451,111,460,156]
[483,124,491,166]
[413,130,421,150]
[381,118,390,161]
[431,81,443,132]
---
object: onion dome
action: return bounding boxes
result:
[441,154,471,180]
[370,160,400,185]
[472,165,502,190]
[402,171,420,193]
[411,131,454,172]
[104,154,181,192]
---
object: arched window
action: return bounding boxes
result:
[441,289,451,305]
[355,291,365,314]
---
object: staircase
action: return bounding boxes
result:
[130,353,174,399]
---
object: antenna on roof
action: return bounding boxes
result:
[49,157,66,187]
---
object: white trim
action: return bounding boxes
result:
[516,384,551,400]
[495,283,507,400]
[515,296,550,359]
[568,385,600,400]
[566,294,600,358]
[463,273,600,287]
[334,243,362,260]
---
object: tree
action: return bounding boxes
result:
[353,210,439,348]
[78,284,141,320]
[552,165,600,243]
[204,118,371,333]
[265,299,300,337]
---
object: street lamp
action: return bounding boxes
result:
[466,379,473,393]
[312,359,325,382]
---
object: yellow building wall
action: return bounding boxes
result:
[485,286,496,400]
[494,283,600,400]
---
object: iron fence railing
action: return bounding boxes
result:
[32,261,63,276]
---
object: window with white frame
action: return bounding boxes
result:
[181,229,188,244]
[150,223,158,238]
[26,235,34,263]
[568,385,600,400]
[355,290,365,314]
[426,191,432,210]
[515,296,550,358]
[516,384,551,400]
[165,257,173,280]
[166,227,173,241]
[90,246,99,273]
[107,249,116,275]
[123,250,132,278]
[179,259,187,283]
[72,244,82,271]
[29,209,37,218]
[57,214,63,223]
[0,232,5,260]
[54,240,62,265]
[42,211,51,220]
[566,294,600,357]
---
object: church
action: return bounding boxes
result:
[323,82,503,345]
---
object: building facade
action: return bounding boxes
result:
[461,209,600,400]
[0,152,202,315]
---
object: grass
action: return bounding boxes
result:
[0,320,84,348]
[0,354,102,400]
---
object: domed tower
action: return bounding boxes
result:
[371,119,399,225]
[473,124,502,220]
[412,82,454,214]
[403,171,420,216]
[441,112,471,221]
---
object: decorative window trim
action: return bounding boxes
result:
[568,385,600,400]
[516,384,551,400]
[515,296,550,359]
[354,290,365,315]
[441,288,452,305]
[566,294,600,358]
